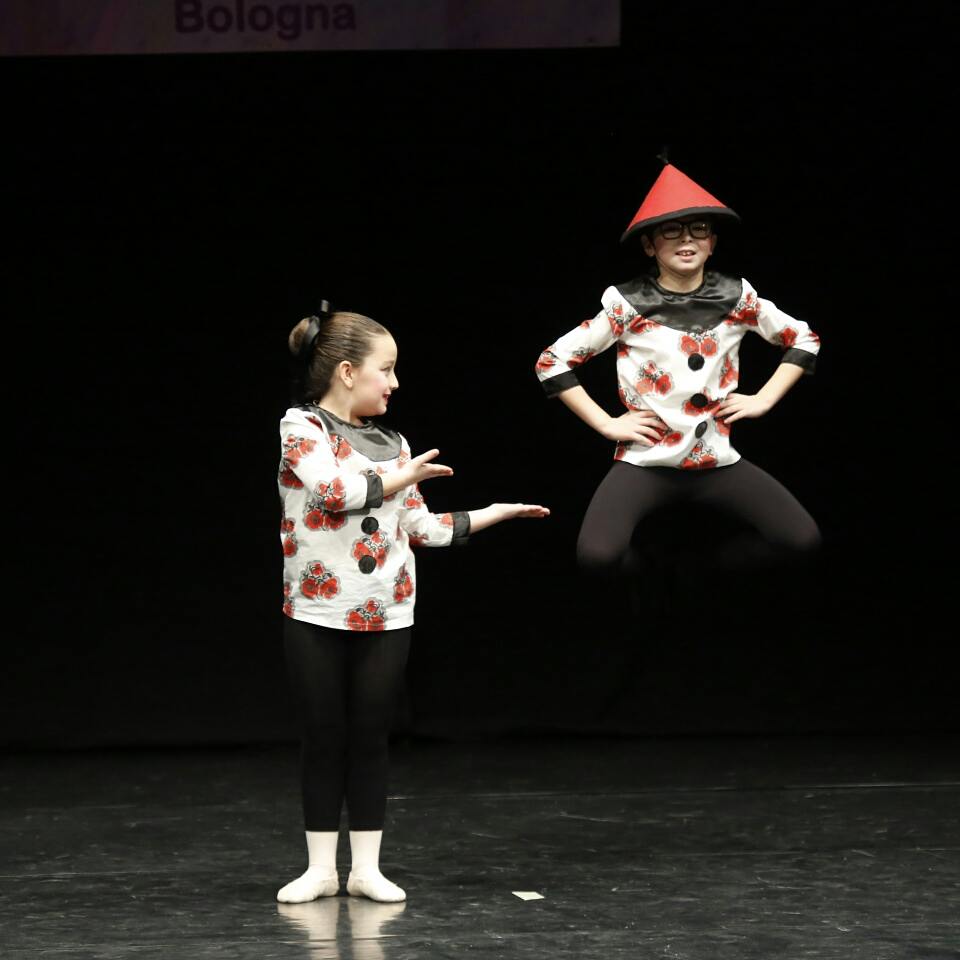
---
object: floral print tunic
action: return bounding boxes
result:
[535,272,821,469]
[278,405,469,631]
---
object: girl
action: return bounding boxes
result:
[277,307,547,904]
[535,162,821,589]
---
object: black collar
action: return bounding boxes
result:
[615,271,743,333]
[298,405,402,462]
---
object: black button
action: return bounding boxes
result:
[358,555,376,574]
[691,393,708,408]
[361,517,379,534]
[695,421,708,438]
[688,354,705,371]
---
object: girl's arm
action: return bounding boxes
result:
[397,484,549,546]
[380,448,452,498]
[467,503,550,533]
[279,410,375,509]
[394,440,548,546]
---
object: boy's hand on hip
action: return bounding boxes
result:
[598,411,668,446]
[714,393,773,424]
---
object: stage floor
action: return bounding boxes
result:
[3,734,959,959]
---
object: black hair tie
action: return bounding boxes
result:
[299,299,332,360]
[289,299,331,404]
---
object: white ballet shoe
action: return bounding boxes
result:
[346,871,406,903]
[276,867,340,903]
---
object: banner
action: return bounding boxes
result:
[0,0,619,56]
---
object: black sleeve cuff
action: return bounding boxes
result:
[541,370,581,397]
[363,471,384,509]
[781,348,817,375]
[451,510,471,545]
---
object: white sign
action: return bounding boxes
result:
[0,0,619,56]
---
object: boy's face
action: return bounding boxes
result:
[641,217,717,281]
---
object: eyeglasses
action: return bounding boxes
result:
[655,220,713,240]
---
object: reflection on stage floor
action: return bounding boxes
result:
[3,734,959,958]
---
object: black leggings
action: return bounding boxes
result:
[577,459,821,575]
[283,618,410,832]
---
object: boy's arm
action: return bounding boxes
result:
[557,385,666,446]
[537,289,667,445]
[715,362,805,424]
[716,281,820,424]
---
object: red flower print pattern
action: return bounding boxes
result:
[282,581,295,617]
[779,327,798,348]
[393,565,414,603]
[440,513,454,527]
[346,599,387,631]
[303,476,347,531]
[607,302,626,337]
[618,384,652,412]
[635,361,673,397]
[317,477,346,511]
[281,517,300,557]
[628,316,661,336]
[282,435,316,466]
[615,425,682,456]
[408,532,429,547]
[567,347,595,368]
[279,435,317,488]
[404,486,425,509]
[353,531,389,569]
[299,561,340,600]
[278,464,302,488]
[725,293,759,326]
[329,433,354,461]
[536,348,558,373]
[720,356,739,389]
[683,389,721,418]
[680,331,719,357]
[713,415,731,437]
[681,441,719,470]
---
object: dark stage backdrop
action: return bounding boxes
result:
[4,2,955,749]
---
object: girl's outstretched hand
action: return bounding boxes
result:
[382,449,453,498]
[467,503,550,533]
[405,448,454,484]
[494,503,550,521]
[714,393,773,425]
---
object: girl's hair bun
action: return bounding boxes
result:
[286,308,390,403]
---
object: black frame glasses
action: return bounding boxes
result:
[655,220,713,240]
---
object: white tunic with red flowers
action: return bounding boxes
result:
[535,272,821,469]
[278,406,468,632]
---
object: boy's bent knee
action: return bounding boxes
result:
[576,540,625,575]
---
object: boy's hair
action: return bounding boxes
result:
[288,311,390,402]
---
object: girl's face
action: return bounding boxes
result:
[641,218,717,284]
[350,334,399,417]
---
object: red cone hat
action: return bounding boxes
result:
[621,163,740,242]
